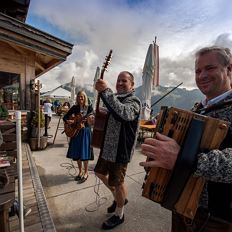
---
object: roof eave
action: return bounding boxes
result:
[0,12,74,77]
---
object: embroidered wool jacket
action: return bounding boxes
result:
[99,88,141,164]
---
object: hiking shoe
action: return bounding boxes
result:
[107,199,128,213]
[74,175,82,181]
[77,175,88,184]
[102,214,124,230]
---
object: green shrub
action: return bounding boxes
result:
[31,110,45,128]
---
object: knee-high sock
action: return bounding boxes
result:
[115,206,124,219]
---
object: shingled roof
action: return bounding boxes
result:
[0,0,30,22]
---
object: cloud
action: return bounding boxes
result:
[28,0,232,91]
[160,54,196,88]
[214,33,232,48]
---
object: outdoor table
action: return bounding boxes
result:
[138,120,156,142]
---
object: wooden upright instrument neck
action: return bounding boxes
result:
[95,49,113,113]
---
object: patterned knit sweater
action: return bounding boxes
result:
[99,88,141,164]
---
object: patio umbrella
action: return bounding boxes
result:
[141,38,159,120]
[70,76,76,106]
[152,38,159,89]
[92,66,100,110]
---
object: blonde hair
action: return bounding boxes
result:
[76,90,89,107]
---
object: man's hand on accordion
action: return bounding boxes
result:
[139,132,180,170]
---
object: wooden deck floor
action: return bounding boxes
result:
[9,143,56,232]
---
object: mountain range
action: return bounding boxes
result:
[135,85,204,116]
[58,82,204,116]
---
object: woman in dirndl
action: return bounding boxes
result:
[63,90,94,183]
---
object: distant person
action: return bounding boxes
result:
[63,101,70,108]
[94,71,141,230]
[43,99,53,129]
[61,102,70,113]
[63,90,94,183]
[140,46,232,231]
[53,99,60,113]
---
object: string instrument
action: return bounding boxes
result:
[64,113,90,138]
[92,50,113,148]
[142,106,230,220]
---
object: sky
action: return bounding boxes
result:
[26,0,232,92]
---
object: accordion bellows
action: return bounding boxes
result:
[142,107,230,220]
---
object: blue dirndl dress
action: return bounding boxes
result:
[67,126,93,161]
[64,104,94,161]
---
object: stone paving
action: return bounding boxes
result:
[32,115,171,232]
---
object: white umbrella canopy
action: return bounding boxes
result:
[70,76,76,106]
[41,87,71,99]
[93,66,100,110]
[141,39,159,120]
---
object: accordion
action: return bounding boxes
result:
[142,106,230,220]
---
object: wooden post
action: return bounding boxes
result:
[16,111,24,231]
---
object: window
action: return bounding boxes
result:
[0,71,20,110]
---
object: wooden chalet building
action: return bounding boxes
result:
[0,2,73,231]
[0,0,73,111]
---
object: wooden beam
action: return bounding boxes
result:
[35,59,61,78]
[6,41,26,55]
[35,60,45,71]
[46,59,59,68]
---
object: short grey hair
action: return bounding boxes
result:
[195,46,232,67]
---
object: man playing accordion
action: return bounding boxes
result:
[140,46,232,231]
